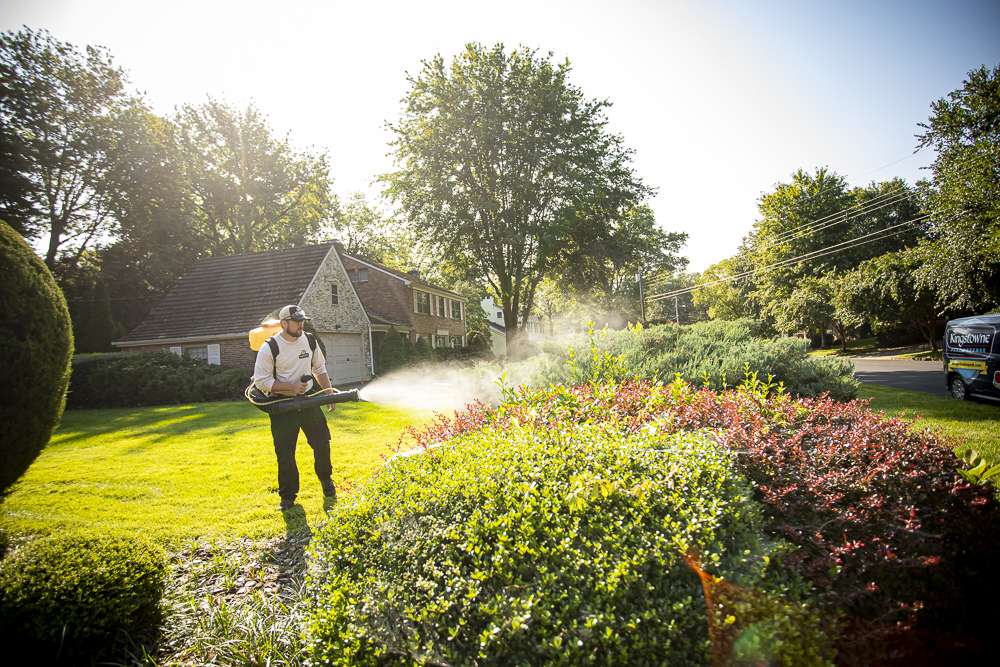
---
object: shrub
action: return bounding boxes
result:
[536,320,858,400]
[0,222,73,492]
[68,351,248,408]
[0,533,168,660]
[402,379,998,664]
[376,327,410,374]
[306,425,831,666]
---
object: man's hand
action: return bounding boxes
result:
[322,387,337,412]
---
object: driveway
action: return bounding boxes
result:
[850,357,946,396]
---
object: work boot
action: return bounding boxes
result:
[321,480,336,500]
[279,497,296,511]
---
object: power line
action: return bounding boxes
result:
[646,213,934,302]
[641,188,918,293]
[647,217,925,302]
[752,188,913,254]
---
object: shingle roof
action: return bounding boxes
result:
[343,252,464,298]
[119,243,334,342]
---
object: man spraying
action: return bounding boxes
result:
[252,304,337,511]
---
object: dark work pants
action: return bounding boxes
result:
[269,406,332,501]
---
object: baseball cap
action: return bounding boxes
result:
[278,304,309,321]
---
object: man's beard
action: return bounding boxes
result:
[286,327,303,338]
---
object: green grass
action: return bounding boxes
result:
[808,336,879,357]
[0,401,432,546]
[859,385,1000,463]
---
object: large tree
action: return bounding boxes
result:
[914,64,1000,311]
[748,170,922,326]
[384,43,651,344]
[559,203,687,318]
[836,247,941,351]
[0,27,134,270]
[174,99,335,255]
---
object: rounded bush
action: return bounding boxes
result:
[0,222,73,492]
[306,425,830,665]
[0,533,168,659]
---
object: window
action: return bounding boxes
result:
[451,300,462,319]
[450,335,464,347]
[439,296,446,317]
[496,311,502,319]
[434,334,449,348]
[349,268,369,284]
[415,291,430,314]
[184,345,208,362]
[331,283,339,305]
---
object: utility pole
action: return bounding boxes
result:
[674,295,680,325]
[637,272,646,324]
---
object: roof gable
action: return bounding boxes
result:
[119,243,334,342]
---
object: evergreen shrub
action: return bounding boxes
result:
[0,533,168,660]
[536,319,858,400]
[0,222,73,492]
[306,424,831,666]
[68,351,247,408]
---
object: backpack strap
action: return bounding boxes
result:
[267,337,280,379]
[305,331,317,353]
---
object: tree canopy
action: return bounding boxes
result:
[384,43,655,341]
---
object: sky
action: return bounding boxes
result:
[2,0,998,271]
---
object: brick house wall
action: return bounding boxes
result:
[123,335,255,369]
[340,255,467,345]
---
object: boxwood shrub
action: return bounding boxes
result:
[536,319,858,400]
[68,351,249,408]
[305,425,831,666]
[0,533,168,660]
[0,222,73,492]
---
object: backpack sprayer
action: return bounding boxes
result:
[245,319,362,415]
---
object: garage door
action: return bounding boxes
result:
[319,333,365,384]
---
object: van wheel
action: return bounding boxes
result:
[949,376,968,400]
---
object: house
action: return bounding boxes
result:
[113,242,468,382]
[340,252,468,353]
[480,296,544,357]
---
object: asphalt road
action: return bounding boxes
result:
[850,357,946,396]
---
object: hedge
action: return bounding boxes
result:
[0,222,73,492]
[0,533,168,660]
[305,425,830,666]
[402,378,999,665]
[68,351,249,408]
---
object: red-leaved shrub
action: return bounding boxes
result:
[398,378,998,665]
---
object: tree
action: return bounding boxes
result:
[0,27,134,270]
[836,248,942,351]
[772,273,848,348]
[384,43,651,347]
[333,192,398,260]
[692,251,760,322]
[914,65,1000,311]
[174,99,335,255]
[559,204,686,319]
[748,170,923,326]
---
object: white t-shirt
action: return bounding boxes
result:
[252,333,328,395]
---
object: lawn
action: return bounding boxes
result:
[0,401,432,545]
[859,385,1000,462]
